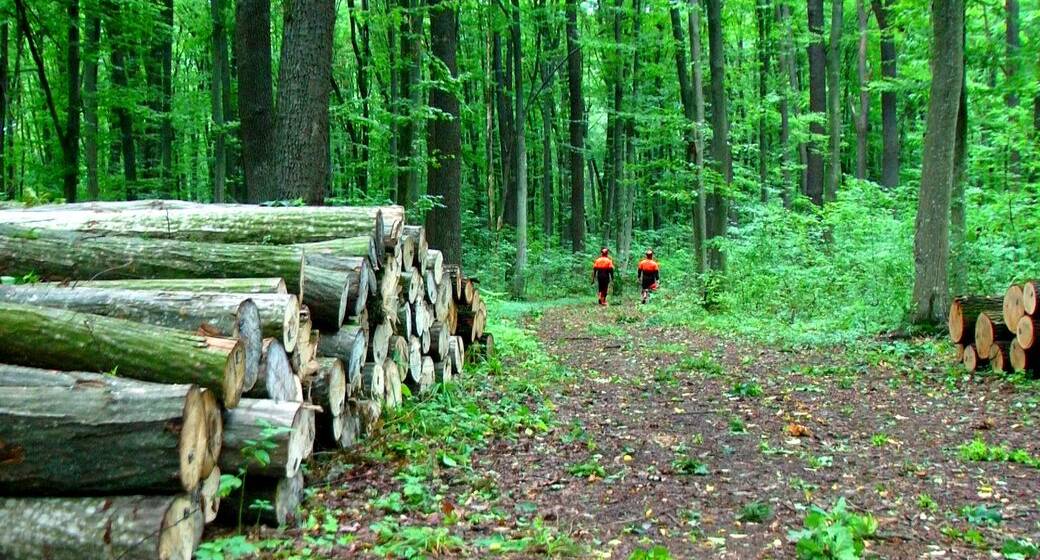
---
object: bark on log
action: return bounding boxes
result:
[219,398,315,478]
[434,361,452,384]
[383,358,403,409]
[0,494,201,560]
[0,383,207,495]
[1004,284,1025,331]
[476,333,495,359]
[307,357,347,443]
[429,322,450,362]
[445,264,463,301]
[0,302,245,407]
[298,236,378,272]
[301,266,350,329]
[361,362,386,401]
[303,253,370,319]
[0,203,387,245]
[248,339,302,401]
[1010,338,1040,372]
[397,302,414,338]
[424,269,439,303]
[1022,280,1040,315]
[390,335,410,379]
[420,357,435,393]
[402,225,427,268]
[400,269,423,304]
[435,276,451,322]
[46,276,288,294]
[407,337,423,384]
[947,296,1002,344]
[975,310,1013,358]
[425,249,444,281]
[989,341,1012,373]
[317,324,367,384]
[339,400,361,448]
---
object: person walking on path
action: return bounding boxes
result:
[592,248,615,306]
[637,249,660,304]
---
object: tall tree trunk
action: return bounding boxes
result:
[510,0,528,298]
[566,0,585,252]
[82,15,98,200]
[426,0,462,266]
[690,0,708,269]
[872,0,899,188]
[949,20,968,296]
[705,0,730,270]
[911,0,964,324]
[672,6,703,273]
[608,0,625,253]
[854,0,869,180]
[484,24,496,230]
[275,0,336,204]
[539,63,554,240]
[1004,0,1019,170]
[236,0,277,202]
[159,0,173,195]
[396,0,421,208]
[347,0,371,194]
[387,0,399,199]
[826,0,841,200]
[620,0,640,260]
[109,34,137,197]
[0,23,8,198]
[805,0,825,204]
[210,0,228,203]
[756,0,769,202]
[776,1,794,205]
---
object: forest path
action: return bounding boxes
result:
[507,303,1040,558]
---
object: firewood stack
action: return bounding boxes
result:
[0,200,492,559]
[949,282,1040,375]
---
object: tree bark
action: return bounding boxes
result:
[53,277,289,294]
[219,398,314,478]
[1004,0,1019,170]
[317,324,368,383]
[275,0,336,204]
[826,0,842,200]
[211,0,228,203]
[0,301,247,406]
[872,0,899,188]
[756,0,770,202]
[236,0,277,202]
[911,0,964,325]
[0,381,207,495]
[510,0,528,299]
[566,0,585,252]
[705,0,730,270]
[690,0,708,269]
[494,31,517,226]
[805,0,826,204]
[396,0,421,207]
[426,0,463,267]
[778,0,805,203]
[0,495,201,560]
[671,7,704,272]
[854,0,869,180]
[347,0,371,194]
[82,15,99,199]
[949,26,968,296]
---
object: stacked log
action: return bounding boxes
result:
[0,200,493,553]
[952,289,1040,376]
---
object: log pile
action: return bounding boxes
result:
[0,200,492,559]
[949,286,1039,376]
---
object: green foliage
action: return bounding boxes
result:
[737,501,773,523]
[728,380,764,398]
[787,498,878,559]
[671,456,710,476]
[370,518,464,558]
[628,545,674,560]
[1002,538,1040,559]
[958,438,1040,468]
[567,458,607,479]
[961,504,1003,527]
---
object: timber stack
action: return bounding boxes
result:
[949,283,1040,376]
[0,200,492,559]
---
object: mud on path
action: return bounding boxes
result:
[493,304,1040,558]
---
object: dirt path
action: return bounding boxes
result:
[480,304,1040,558]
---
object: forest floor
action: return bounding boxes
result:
[238,300,1040,559]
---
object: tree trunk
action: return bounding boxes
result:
[307,357,347,442]
[317,324,368,382]
[705,0,730,270]
[211,0,228,202]
[159,0,174,195]
[275,0,336,204]
[566,0,585,252]
[510,0,528,299]
[54,277,289,294]
[872,0,899,188]
[538,18,556,240]
[671,7,703,272]
[690,0,708,269]
[82,15,99,199]
[219,398,314,478]
[0,381,207,496]
[756,0,769,202]
[494,31,517,226]
[805,0,826,204]
[0,495,201,560]
[236,0,277,202]
[826,0,842,200]
[0,301,246,406]
[949,27,968,296]
[778,0,805,203]
[396,0,421,208]
[854,0,869,180]
[426,0,462,267]
[911,0,964,325]
[347,0,371,194]
[1004,0,1019,170]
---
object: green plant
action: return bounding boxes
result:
[1002,538,1039,559]
[871,432,891,447]
[629,545,674,559]
[961,504,1003,526]
[942,526,987,549]
[787,498,878,559]
[728,380,764,398]
[729,417,747,433]
[567,458,606,479]
[737,501,773,523]
[917,494,938,512]
[672,457,710,476]
[958,438,1040,468]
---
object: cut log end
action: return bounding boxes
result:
[963,345,981,372]
[1017,316,1036,349]
[284,295,302,353]
[180,387,208,493]
[198,389,223,479]
[1003,284,1025,332]
[160,494,202,560]
[222,339,247,408]
[199,466,221,524]
[1024,281,1039,316]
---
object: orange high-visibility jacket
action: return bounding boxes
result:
[637,259,660,284]
[593,256,615,271]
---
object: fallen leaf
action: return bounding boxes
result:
[786,423,812,437]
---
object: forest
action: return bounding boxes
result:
[1,0,1040,557]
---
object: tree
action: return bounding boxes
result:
[82,13,99,200]
[689,0,707,269]
[778,0,806,202]
[565,0,585,252]
[426,0,462,266]
[756,0,769,202]
[347,0,372,194]
[826,0,841,199]
[236,0,277,202]
[706,0,730,269]
[396,0,422,208]
[671,5,703,272]
[210,0,229,202]
[275,0,337,204]
[911,0,964,324]
[872,0,899,188]
[853,0,869,180]
[805,0,826,204]
[509,0,528,298]
[1004,0,1019,170]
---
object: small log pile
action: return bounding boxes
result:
[949,284,1040,375]
[0,200,492,559]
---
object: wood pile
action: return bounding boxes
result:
[0,200,492,559]
[949,284,1040,376]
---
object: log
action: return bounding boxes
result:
[47,276,288,294]
[0,494,201,560]
[361,362,386,401]
[975,310,1013,358]
[1004,284,1025,332]
[368,321,392,364]
[298,236,379,271]
[248,339,302,401]
[424,269,439,303]
[954,343,965,363]
[446,299,458,334]
[412,301,429,336]
[947,296,1002,344]
[0,383,207,495]
[390,335,410,380]
[429,322,450,361]
[338,400,361,448]
[200,389,223,478]
[0,302,245,407]
[407,337,423,384]
[383,358,403,409]
[434,361,452,384]
[357,399,382,437]
[219,398,315,479]
[402,225,427,268]
[303,253,370,319]
[1023,280,1040,315]
[463,279,477,306]
[397,302,414,337]
[963,344,987,373]
[445,264,463,301]
[434,276,451,322]
[307,358,348,443]
[1010,338,1040,372]
[301,266,350,329]
[421,326,432,354]
[420,357,435,393]
[221,472,304,528]
[476,333,495,359]
[1016,315,1038,349]
[0,285,300,386]
[989,342,1012,373]
[317,324,367,384]
[425,249,444,283]
[400,269,423,304]
[198,466,221,524]
[450,335,468,373]
[0,203,388,245]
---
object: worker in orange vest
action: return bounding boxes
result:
[637,249,660,304]
[591,248,615,306]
